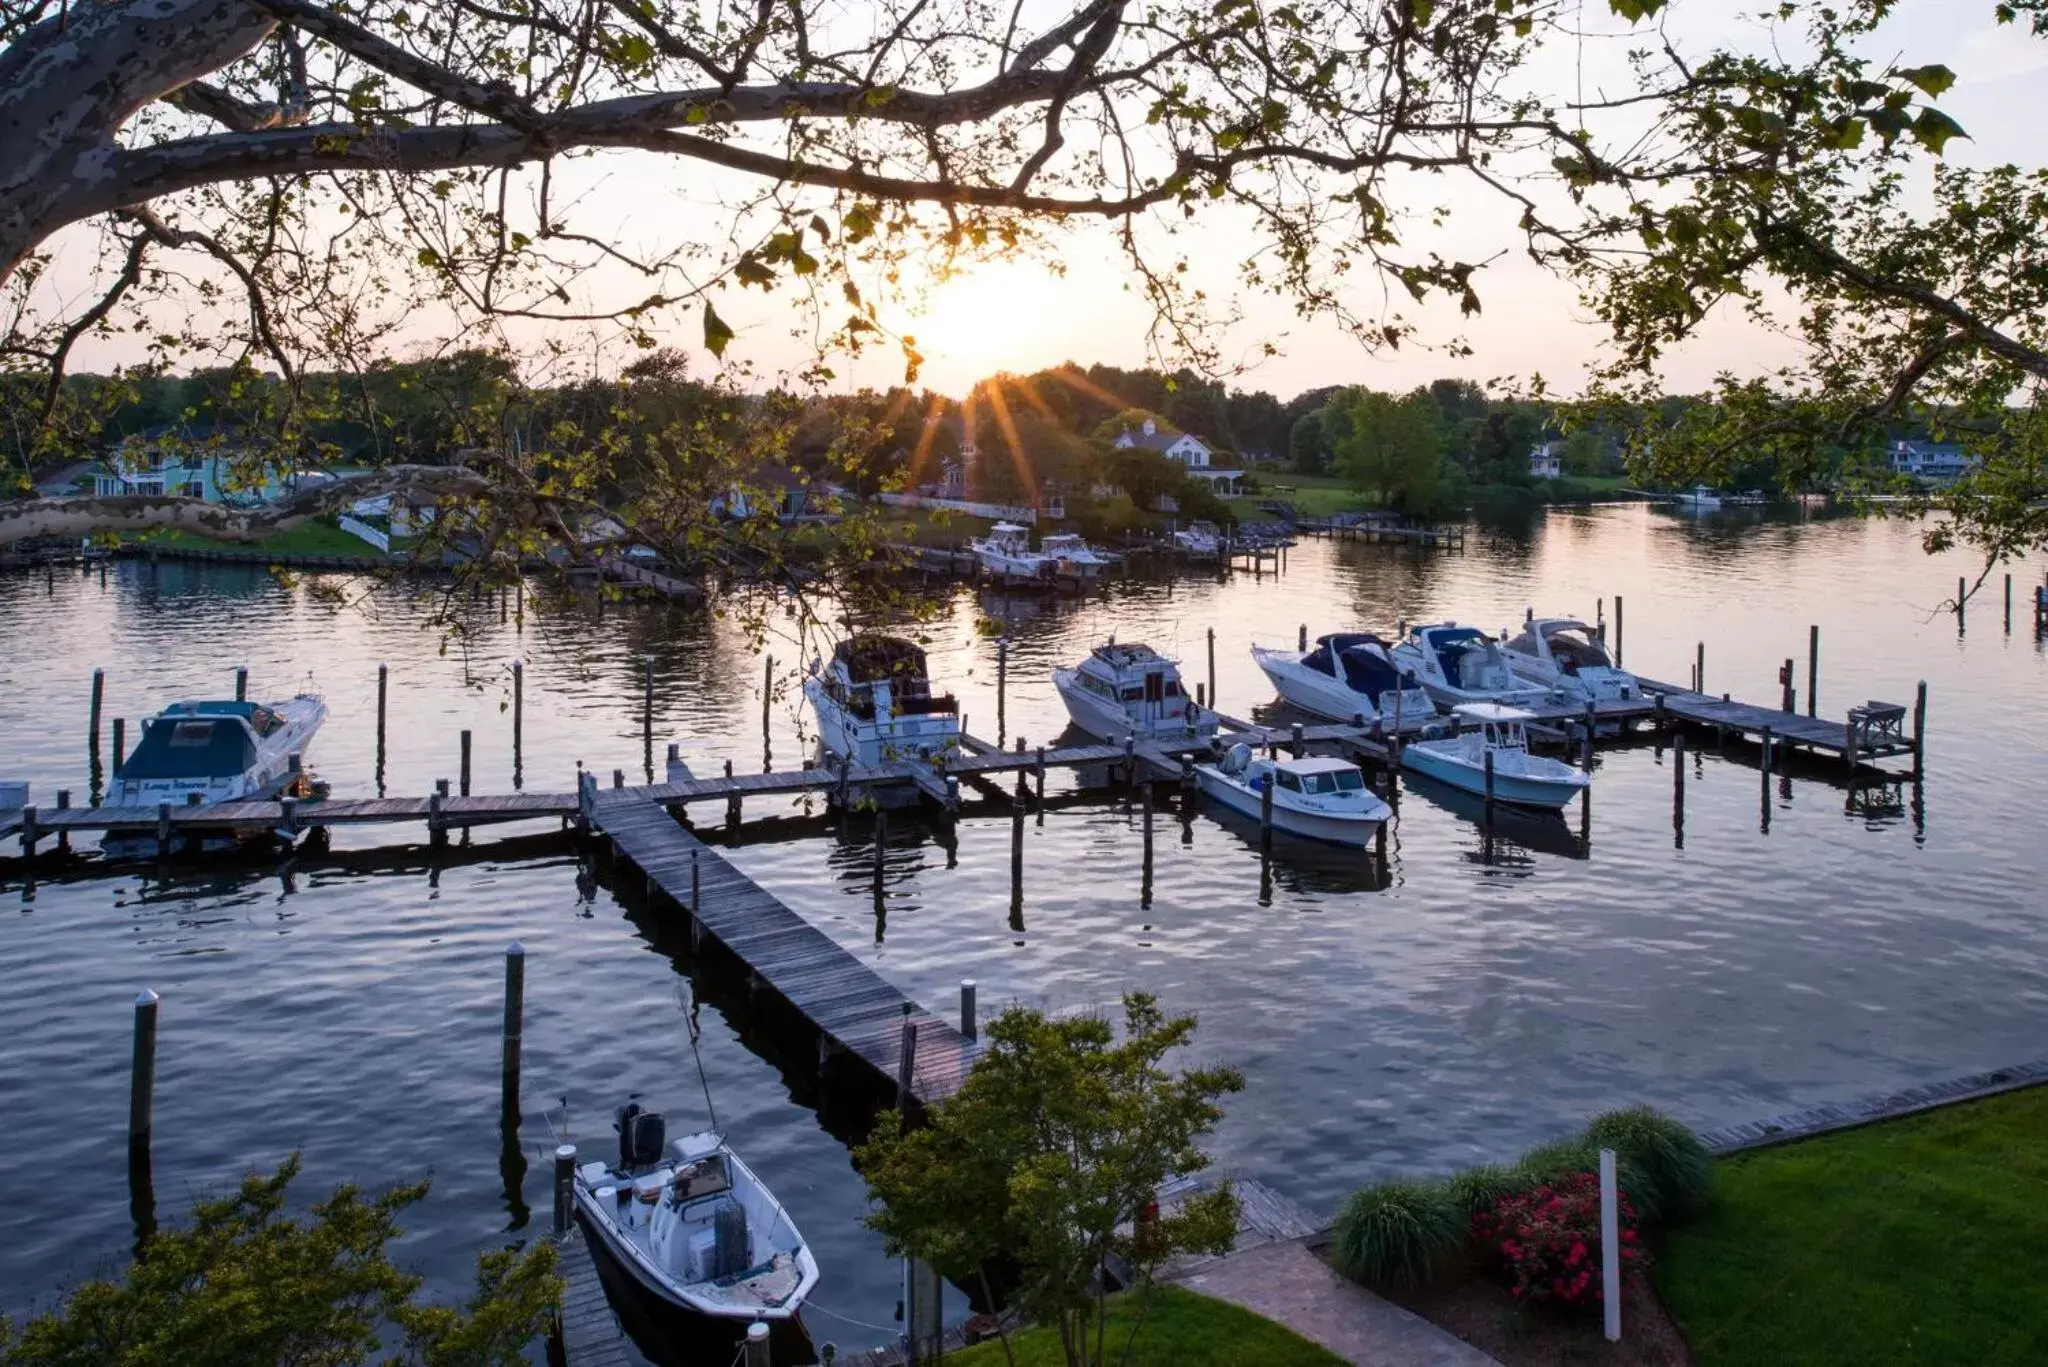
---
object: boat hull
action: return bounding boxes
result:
[1252,649,1380,724]
[1053,669,1216,745]
[1191,767,1387,846]
[1399,742,1587,810]
[803,680,959,767]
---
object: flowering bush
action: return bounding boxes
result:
[1471,1172,1643,1312]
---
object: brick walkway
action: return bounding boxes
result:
[1172,1239,1501,1367]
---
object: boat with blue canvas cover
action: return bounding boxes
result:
[1252,632,1435,724]
[1391,623,1549,709]
[103,693,326,853]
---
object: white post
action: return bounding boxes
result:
[1600,1147,1622,1342]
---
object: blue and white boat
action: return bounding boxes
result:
[1391,623,1549,710]
[1193,745,1392,846]
[1500,616,1638,704]
[1252,632,1435,725]
[102,693,327,855]
[1399,703,1590,810]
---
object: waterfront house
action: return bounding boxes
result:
[1528,439,1565,479]
[1114,418,1243,495]
[94,424,324,504]
[1890,440,1977,484]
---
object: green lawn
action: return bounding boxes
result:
[128,517,387,558]
[1256,474,1376,518]
[1659,1087,2048,1367]
[948,1286,1344,1366]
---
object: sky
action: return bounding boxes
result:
[46,0,2048,402]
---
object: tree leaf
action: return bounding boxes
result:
[701,301,734,358]
[1911,107,1968,155]
[1895,63,1956,99]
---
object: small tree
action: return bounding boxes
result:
[856,994,1244,1367]
[1333,388,1451,518]
[0,1156,559,1367]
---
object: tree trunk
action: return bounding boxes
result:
[0,0,276,284]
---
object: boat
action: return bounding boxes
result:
[1038,532,1118,581]
[1054,641,1218,743]
[1499,617,1639,703]
[1172,519,1224,560]
[1192,744,1392,846]
[574,1102,820,1325]
[1399,703,1591,810]
[802,634,961,766]
[1671,486,1722,511]
[969,522,1053,586]
[1251,632,1435,725]
[103,694,327,854]
[1390,623,1550,709]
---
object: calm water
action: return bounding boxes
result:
[3,505,2045,1354]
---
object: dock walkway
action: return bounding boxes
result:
[591,796,979,1105]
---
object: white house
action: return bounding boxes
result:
[1528,439,1565,480]
[1890,440,1976,484]
[1114,418,1243,494]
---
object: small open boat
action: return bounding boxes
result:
[1192,745,1391,846]
[1399,703,1590,810]
[574,1101,820,1324]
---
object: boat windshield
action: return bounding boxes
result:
[1425,627,1485,681]
[119,717,258,780]
[1544,626,1612,670]
[1298,769,1365,794]
[1336,645,1401,695]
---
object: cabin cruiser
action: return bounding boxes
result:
[1671,486,1722,511]
[1252,633,1435,725]
[1400,704,1590,810]
[575,1101,820,1324]
[1192,745,1391,846]
[101,694,327,856]
[1054,642,1217,743]
[1172,520,1224,560]
[1391,623,1549,709]
[970,522,1052,585]
[1501,617,1638,703]
[1038,532,1117,581]
[803,634,961,766]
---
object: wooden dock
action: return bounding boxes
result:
[591,796,980,1105]
[555,1223,642,1367]
[1636,676,1921,772]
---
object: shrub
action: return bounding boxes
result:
[1582,1106,1714,1220]
[1446,1164,1525,1219]
[1330,1179,1466,1289]
[1473,1172,1643,1313]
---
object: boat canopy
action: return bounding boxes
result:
[1306,633,1405,694]
[1451,702,1534,722]
[1088,641,1170,670]
[161,699,286,736]
[1417,625,1486,679]
[119,715,259,780]
[833,635,932,685]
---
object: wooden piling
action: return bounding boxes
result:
[235,665,247,702]
[1694,642,1705,694]
[89,667,104,752]
[1010,772,1025,901]
[691,849,701,911]
[1035,746,1046,815]
[1581,702,1596,769]
[375,664,388,791]
[1614,595,1624,668]
[129,990,159,1144]
[155,801,170,860]
[552,1144,576,1236]
[2005,574,2013,634]
[1912,680,1928,779]
[725,758,740,825]
[429,786,446,846]
[1141,783,1154,906]
[1206,627,1216,711]
[760,654,771,740]
[1807,625,1819,717]
[501,942,524,1109]
[459,730,473,796]
[745,1320,771,1367]
[1483,748,1496,826]
[1290,722,1304,757]
[1259,766,1274,844]
[19,805,37,861]
[1781,658,1795,713]
[510,659,523,787]
[113,716,126,773]
[1298,623,1307,651]
[1672,733,1686,842]
[646,655,658,760]
[1958,575,1966,629]
[960,979,977,1041]
[895,1002,917,1108]
[997,638,1008,740]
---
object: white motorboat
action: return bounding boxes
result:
[1038,532,1118,580]
[1391,623,1550,709]
[1192,745,1391,846]
[1500,617,1639,703]
[103,694,327,854]
[803,634,961,766]
[1172,519,1224,560]
[1252,633,1435,725]
[1400,703,1590,810]
[970,522,1053,585]
[1054,641,1218,744]
[575,1102,820,1323]
[1671,486,1722,511]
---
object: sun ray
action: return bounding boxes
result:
[980,379,1035,505]
[906,390,948,486]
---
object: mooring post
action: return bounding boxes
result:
[123,987,163,1154]
[1290,722,1304,757]
[960,979,978,1040]
[113,716,126,773]
[374,663,389,793]
[1259,768,1274,844]
[1010,774,1025,900]
[1913,680,1928,780]
[460,729,473,797]
[1206,627,1216,710]
[1035,745,1047,815]
[234,665,248,702]
[552,1143,576,1237]
[89,667,104,753]
[691,849,701,912]
[502,941,524,1115]
[873,810,888,887]
[1613,595,1624,668]
[645,654,658,759]
[1600,1148,1622,1342]
[430,783,448,846]
[1781,658,1795,714]
[1694,641,1705,694]
[724,758,740,825]
[1483,748,1496,827]
[1761,724,1774,781]
[1582,702,1596,769]
[760,654,772,741]
[2005,574,2013,634]
[1298,623,1307,651]
[1672,732,1686,844]
[996,637,1008,741]
[1141,782,1155,907]
[510,659,524,787]
[155,801,171,860]
[1958,575,1967,630]
[895,1002,917,1108]
[743,1320,771,1367]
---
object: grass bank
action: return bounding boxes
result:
[125,517,386,558]
[947,1285,1344,1366]
[1659,1085,2048,1366]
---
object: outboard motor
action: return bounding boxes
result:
[615,1102,667,1169]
